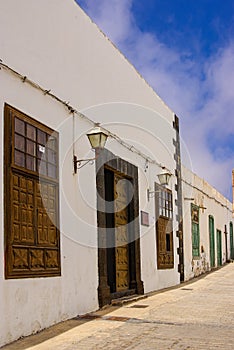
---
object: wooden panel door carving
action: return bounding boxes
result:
[157,217,174,269]
[97,153,144,307]
[9,174,60,275]
[36,182,57,246]
[114,173,129,292]
[12,173,34,244]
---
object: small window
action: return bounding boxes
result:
[13,116,58,178]
[158,187,173,219]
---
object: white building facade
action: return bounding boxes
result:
[0,0,182,346]
[0,0,233,347]
[182,166,233,280]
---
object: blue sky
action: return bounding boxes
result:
[76,0,234,200]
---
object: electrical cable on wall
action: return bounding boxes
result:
[0,60,169,172]
[182,178,232,213]
[1,60,233,212]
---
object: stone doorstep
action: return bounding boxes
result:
[76,294,149,323]
[111,294,148,306]
[76,294,148,321]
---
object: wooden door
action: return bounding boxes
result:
[216,229,222,266]
[114,173,129,292]
[209,216,215,267]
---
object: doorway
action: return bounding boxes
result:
[96,149,144,307]
[230,222,234,260]
[216,229,222,266]
[105,168,133,294]
[209,216,215,268]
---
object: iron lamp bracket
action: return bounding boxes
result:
[73,154,97,173]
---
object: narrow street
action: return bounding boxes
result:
[3,263,234,350]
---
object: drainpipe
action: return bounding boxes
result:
[173,115,184,282]
[224,224,228,263]
[232,170,234,217]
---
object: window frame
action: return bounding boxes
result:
[4,104,61,279]
[157,185,173,219]
[191,204,200,258]
[155,183,174,269]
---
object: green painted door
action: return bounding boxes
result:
[209,216,215,267]
[230,222,234,260]
[216,229,222,266]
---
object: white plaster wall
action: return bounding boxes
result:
[182,166,233,281]
[0,0,173,122]
[0,72,99,346]
[0,71,179,345]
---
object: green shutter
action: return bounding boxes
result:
[216,229,222,266]
[192,222,199,256]
[209,216,215,267]
[191,204,200,257]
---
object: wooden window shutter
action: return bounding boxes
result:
[4,104,61,279]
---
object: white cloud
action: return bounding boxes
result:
[78,0,135,43]
[77,0,234,199]
[204,44,234,132]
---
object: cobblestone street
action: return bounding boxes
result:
[3,263,234,350]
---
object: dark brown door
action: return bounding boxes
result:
[104,169,130,293]
[114,173,129,292]
[97,152,144,307]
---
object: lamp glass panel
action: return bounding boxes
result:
[87,133,101,149]
[99,133,108,148]
[158,172,171,185]
[87,132,108,149]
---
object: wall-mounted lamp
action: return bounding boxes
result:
[86,124,108,150]
[73,124,108,173]
[147,169,172,200]
[157,170,172,186]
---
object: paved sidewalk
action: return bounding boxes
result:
[2,264,234,349]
